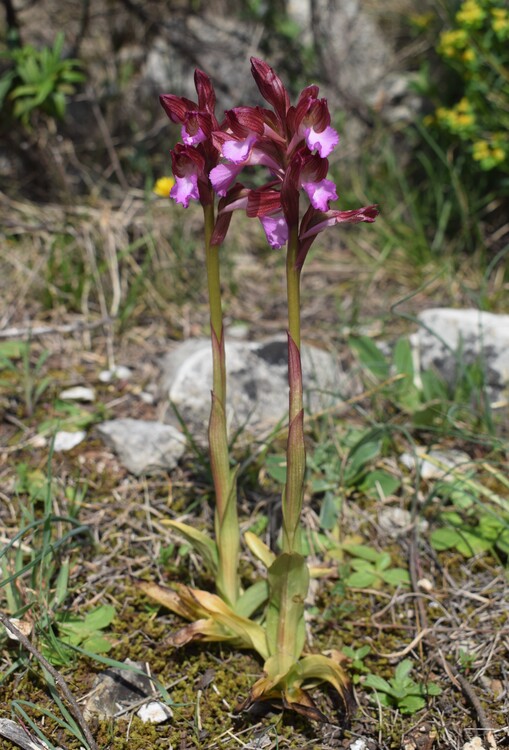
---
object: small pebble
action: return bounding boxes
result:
[417,577,433,593]
[99,365,132,383]
[53,431,86,452]
[59,386,96,402]
[137,701,172,724]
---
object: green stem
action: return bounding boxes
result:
[286,226,301,356]
[202,203,239,606]
[282,224,305,554]
[204,204,226,401]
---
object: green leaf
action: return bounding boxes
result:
[164,520,218,575]
[266,553,309,673]
[394,659,414,684]
[265,453,287,484]
[51,90,66,119]
[360,470,400,498]
[345,569,377,588]
[244,531,275,569]
[343,544,383,563]
[83,604,115,632]
[400,695,426,714]
[375,552,392,571]
[344,439,381,486]
[382,568,410,586]
[349,336,390,379]
[0,70,16,106]
[364,673,392,693]
[318,491,341,530]
[393,337,414,379]
[235,580,269,618]
[81,634,112,654]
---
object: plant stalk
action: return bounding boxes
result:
[282,224,305,554]
[203,203,240,606]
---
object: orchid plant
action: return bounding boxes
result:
[141,59,378,722]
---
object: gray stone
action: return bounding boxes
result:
[415,308,509,402]
[160,336,356,437]
[83,659,157,721]
[96,419,185,475]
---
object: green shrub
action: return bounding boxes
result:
[0,32,85,128]
[416,1,509,175]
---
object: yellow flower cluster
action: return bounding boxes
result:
[438,28,468,58]
[153,176,175,197]
[456,0,486,27]
[410,13,434,29]
[472,139,506,169]
[492,7,509,36]
[435,98,476,135]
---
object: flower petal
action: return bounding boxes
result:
[182,123,207,146]
[222,133,258,164]
[260,213,289,249]
[301,178,338,211]
[299,205,379,240]
[170,174,199,208]
[304,125,339,157]
[210,163,243,196]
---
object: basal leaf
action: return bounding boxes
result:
[382,568,410,586]
[349,336,390,380]
[164,520,218,574]
[345,570,377,588]
[83,604,115,632]
[82,634,112,654]
[266,553,309,673]
[235,580,269,619]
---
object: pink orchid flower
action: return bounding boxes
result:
[210,58,378,255]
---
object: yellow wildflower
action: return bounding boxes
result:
[492,148,505,164]
[411,13,434,29]
[438,29,467,57]
[472,141,490,161]
[153,176,175,197]
[492,16,509,35]
[456,98,471,113]
[456,113,475,127]
[456,0,486,26]
[462,48,476,63]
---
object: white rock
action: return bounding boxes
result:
[160,337,357,437]
[53,431,86,452]
[96,419,186,475]
[59,386,95,402]
[98,365,133,383]
[137,701,172,724]
[377,507,428,537]
[348,739,369,750]
[400,449,471,480]
[415,308,509,402]
[461,739,484,750]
